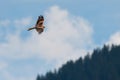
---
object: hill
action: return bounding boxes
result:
[36,45,120,80]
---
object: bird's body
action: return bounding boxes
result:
[28,15,45,34]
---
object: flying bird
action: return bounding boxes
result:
[28,15,45,34]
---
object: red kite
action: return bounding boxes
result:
[28,15,45,34]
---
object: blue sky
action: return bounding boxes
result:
[0,0,120,80]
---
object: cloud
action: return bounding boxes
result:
[0,61,7,71]
[0,17,32,38]
[0,19,10,27]
[1,71,33,80]
[0,5,94,80]
[106,31,120,46]
[13,17,32,30]
[0,6,94,61]
[38,5,94,65]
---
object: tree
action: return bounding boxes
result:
[36,45,120,80]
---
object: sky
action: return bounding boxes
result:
[0,0,120,80]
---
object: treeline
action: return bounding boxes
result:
[36,45,120,80]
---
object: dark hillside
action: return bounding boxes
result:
[36,45,120,80]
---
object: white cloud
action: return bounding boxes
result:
[0,5,95,80]
[38,5,94,63]
[13,17,32,30]
[1,71,33,80]
[0,6,94,61]
[0,19,10,27]
[0,61,8,71]
[106,31,120,46]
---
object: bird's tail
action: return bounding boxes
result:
[27,27,35,31]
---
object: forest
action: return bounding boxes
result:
[36,45,120,80]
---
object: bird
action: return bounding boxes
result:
[28,15,45,34]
